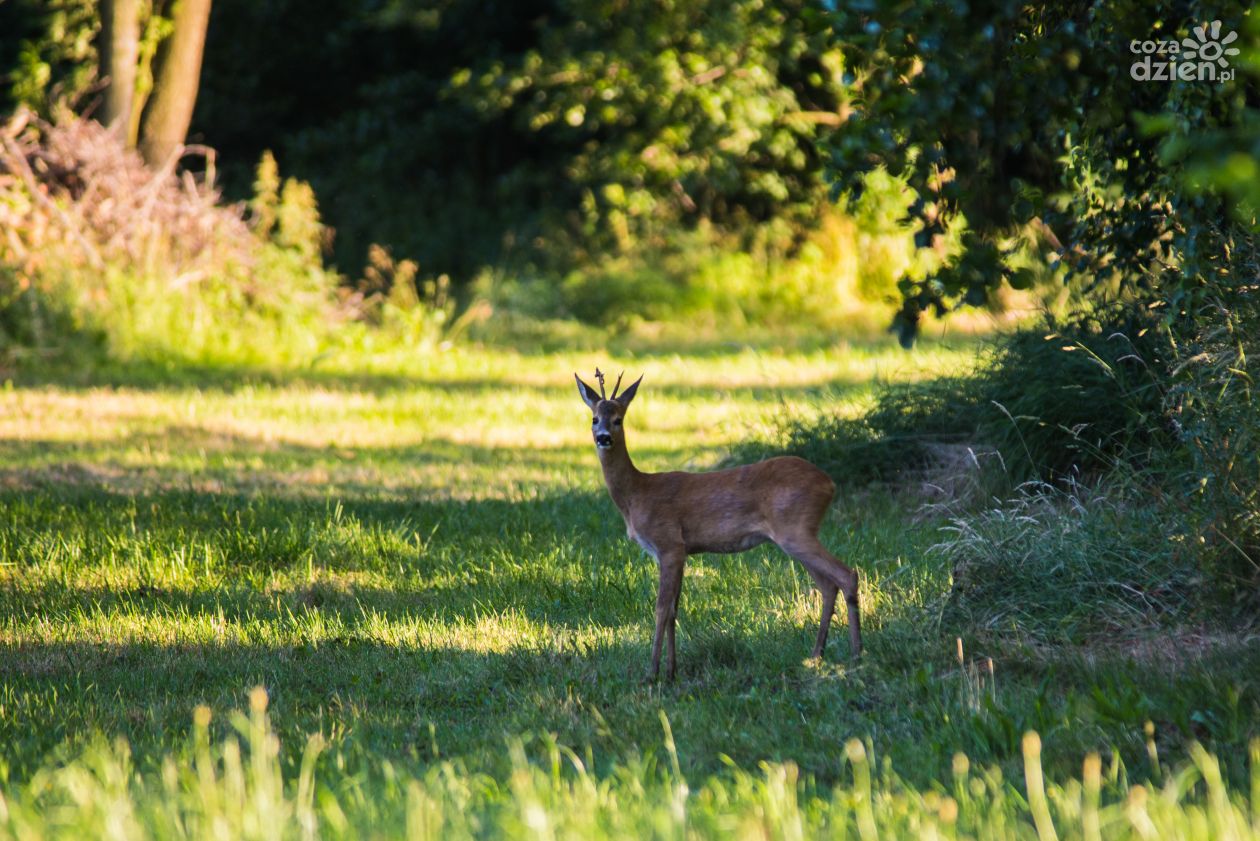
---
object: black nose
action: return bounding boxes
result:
[595,432,612,446]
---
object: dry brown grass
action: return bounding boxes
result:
[0,108,250,280]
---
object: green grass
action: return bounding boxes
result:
[0,338,1257,837]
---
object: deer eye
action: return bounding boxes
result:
[612,417,622,426]
[591,417,597,425]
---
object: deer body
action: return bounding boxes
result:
[577,371,862,681]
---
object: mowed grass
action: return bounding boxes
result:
[1,339,1258,837]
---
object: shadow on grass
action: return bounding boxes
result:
[0,430,661,503]
[0,424,815,502]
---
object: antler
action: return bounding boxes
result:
[610,371,625,399]
[594,368,607,398]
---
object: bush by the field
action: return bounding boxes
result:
[474,169,950,336]
[0,113,459,372]
[739,297,1259,634]
[736,306,1174,487]
[1165,294,1260,598]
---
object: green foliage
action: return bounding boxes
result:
[738,378,979,486]
[965,311,1173,480]
[186,0,852,282]
[0,261,105,361]
[0,0,96,114]
[1174,9,1260,223]
[349,244,461,349]
[742,296,1259,626]
[8,0,1257,336]
[448,0,845,253]
[829,0,1258,340]
[478,170,940,333]
[549,215,888,330]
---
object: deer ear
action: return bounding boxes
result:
[615,375,643,408]
[575,374,601,410]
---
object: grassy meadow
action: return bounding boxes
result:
[5,2,1259,832]
[1,339,1258,837]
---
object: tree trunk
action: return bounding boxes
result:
[99,0,140,136]
[138,0,213,167]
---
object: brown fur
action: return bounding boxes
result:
[577,374,861,681]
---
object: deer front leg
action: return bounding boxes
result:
[666,571,684,681]
[649,551,685,682]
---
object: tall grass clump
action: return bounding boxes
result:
[1166,293,1260,601]
[936,479,1200,646]
[0,112,455,372]
[2,690,1257,840]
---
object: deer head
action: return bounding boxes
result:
[575,368,642,450]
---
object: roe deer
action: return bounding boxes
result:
[576,369,861,681]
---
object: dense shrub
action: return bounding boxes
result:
[969,308,1174,479]
[825,0,1257,344]
[552,214,893,330]
[736,305,1174,485]
[935,292,1260,635]
[735,377,976,486]
[0,114,460,371]
[743,293,1259,624]
[0,113,338,368]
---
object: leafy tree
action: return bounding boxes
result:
[0,0,96,115]
[447,0,846,252]
[191,0,847,278]
[192,0,568,276]
[827,0,1256,343]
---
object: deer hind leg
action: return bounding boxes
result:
[650,549,686,682]
[808,571,839,659]
[778,536,862,660]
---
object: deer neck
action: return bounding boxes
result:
[597,438,642,515]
